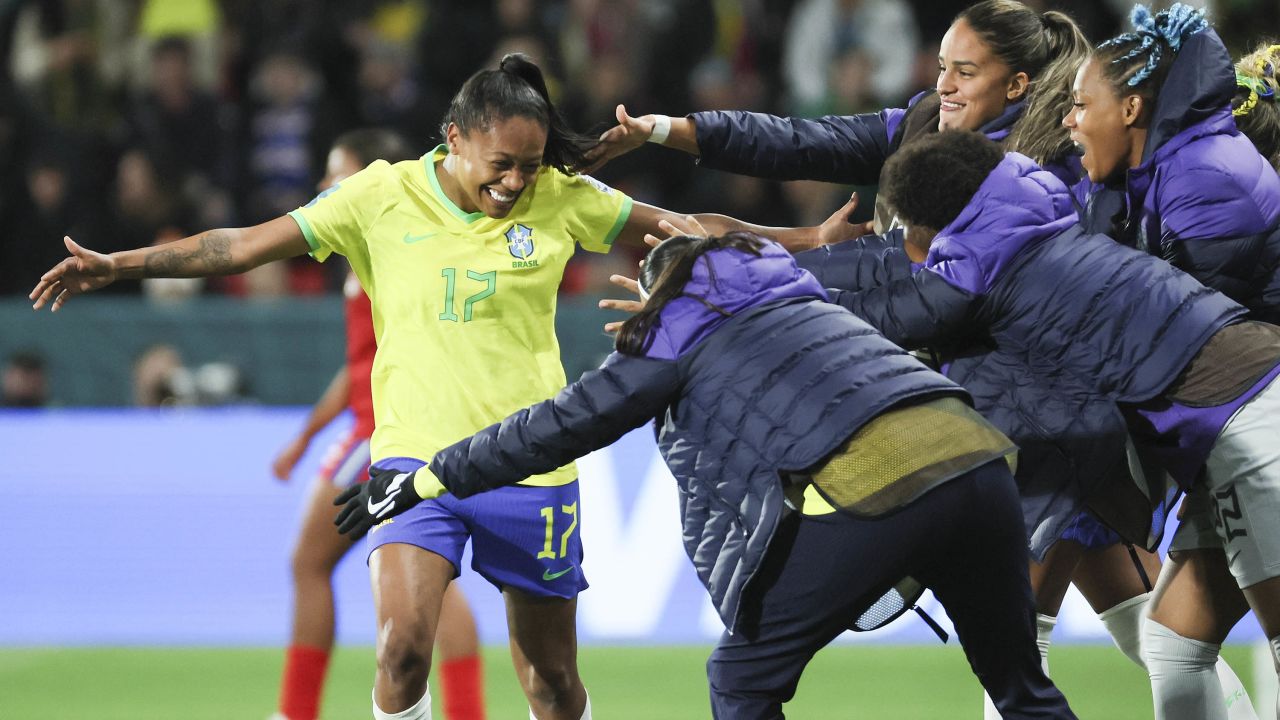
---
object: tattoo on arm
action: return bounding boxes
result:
[144,231,235,276]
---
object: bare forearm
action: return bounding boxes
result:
[112,229,239,279]
[113,217,308,279]
[692,214,818,253]
[659,116,700,156]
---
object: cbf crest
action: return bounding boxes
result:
[505,223,536,259]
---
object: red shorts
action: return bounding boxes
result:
[315,429,372,488]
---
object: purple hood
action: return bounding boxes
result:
[925,153,1079,295]
[644,241,828,360]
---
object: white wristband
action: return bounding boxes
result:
[647,114,672,145]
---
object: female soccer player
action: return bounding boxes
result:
[30,54,855,720]
[268,129,483,720]
[833,128,1280,720]
[1232,43,1280,172]
[336,230,1078,720]
[1066,4,1280,322]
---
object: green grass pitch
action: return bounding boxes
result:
[0,644,1258,718]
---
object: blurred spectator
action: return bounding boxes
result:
[132,344,251,406]
[243,51,324,222]
[783,0,919,114]
[2,351,49,408]
[126,36,235,228]
[8,0,119,134]
[357,39,437,144]
[0,144,104,295]
[133,344,185,406]
[103,147,192,254]
[133,0,222,92]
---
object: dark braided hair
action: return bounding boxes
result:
[615,233,769,356]
[439,53,594,173]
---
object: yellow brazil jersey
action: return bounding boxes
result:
[288,144,633,486]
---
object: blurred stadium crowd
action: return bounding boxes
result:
[0,0,1270,303]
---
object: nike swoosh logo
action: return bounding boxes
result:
[403,231,437,244]
[542,566,575,581]
[367,473,409,517]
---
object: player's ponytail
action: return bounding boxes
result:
[616,233,768,356]
[440,53,594,174]
[958,1,1090,165]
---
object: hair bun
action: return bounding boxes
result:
[1128,3,1207,52]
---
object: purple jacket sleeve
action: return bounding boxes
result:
[430,353,681,498]
[829,269,981,350]
[691,108,905,185]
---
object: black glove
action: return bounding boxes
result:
[333,467,425,538]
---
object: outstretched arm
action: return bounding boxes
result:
[830,270,981,350]
[579,104,701,174]
[579,104,900,186]
[614,194,872,255]
[431,353,681,498]
[30,215,310,311]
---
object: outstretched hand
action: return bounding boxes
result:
[600,274,645,334]
[271,435,310,481]
[29,236,117,312]
[600,215,709,333]
[578,104,654,175]
[816,193,876,249]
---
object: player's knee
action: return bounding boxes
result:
[289,542,331,581]
[376,619,434,691]
[521,659,579,705]
[1143,618,1219,675]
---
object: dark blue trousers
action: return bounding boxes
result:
[706,460,1076,719]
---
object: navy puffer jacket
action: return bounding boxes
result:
[830,154,1244,556]
[1078,29,1280,321]
[429,242,965,631]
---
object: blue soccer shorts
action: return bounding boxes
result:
[366,457,588,599]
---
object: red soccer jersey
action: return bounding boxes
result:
[343,273,377,438]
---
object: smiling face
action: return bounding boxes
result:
[936,19,1028,131]
[1062,57,1145,183]
[441,115,547,218]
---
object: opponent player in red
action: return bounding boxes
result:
[268,129,484,720]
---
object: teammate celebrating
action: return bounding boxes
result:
[30,53,854,720]
[268,129,483,720]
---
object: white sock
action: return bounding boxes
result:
[1271,635,1280,719]
[1035,613,1055,675]
[982,614,1055,719]
[1216,655,1259,720]
[1145,618,1226,720]
[530,691,590,720]
[373,686,432,720]
[1099,592,1149,668]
